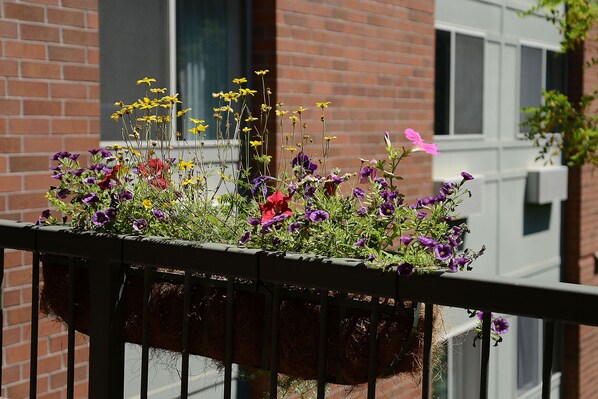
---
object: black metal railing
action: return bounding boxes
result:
[2,219,598,399]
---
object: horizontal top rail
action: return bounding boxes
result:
[2,219,598,327]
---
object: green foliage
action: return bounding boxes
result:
[521,0,598,53]
[521,90,598,166]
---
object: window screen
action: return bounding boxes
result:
[99,0,169,141]
[517,317,540,394]
[454,34,484,134]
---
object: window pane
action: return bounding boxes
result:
[177,0,246,140]
[517,317,540,393]
[546,50,567,93]
[520,46,543,132]
[455,34,483,134]
[452,330,482,398]
[435,30,451,135]
[99,0,169,141]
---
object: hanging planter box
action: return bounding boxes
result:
[40,246,433,385]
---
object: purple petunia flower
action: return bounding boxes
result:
[251,175,276,197]
[239,231,251,245]
[380,190,399,202]
[287,222,302,233]
[397,262,415,276]
[439,182,455,196]
[105,207,117,220]
[461,171,474,181]
[41,209,51,219]
[353,237,366,247]
[434,244,453,261]
[374,178,388,189]
[91,211,109,226]
[132,218,148,232]
[399,236,413,246]
[291,153,318,173]
[379,202,395,217]
[152,209,165,221]
[356,207,367,217]
[353,187,365,198]
[71,168,85,177]
[89,148,113,158]
[83,177,97,185]
[418,236,437,248]
[81,192,99,204]
[248,217,261,227]
[308,210,329,222]
[493,317,509,334]
[416,211,427,220]
[359,166,376,183]
[367,254,376,261]
[273,237,281,246]
[51,173,64,180]
[118,190,133,202]
[56,189,69,199]
[448,236,459,248]
[263,214,290,228]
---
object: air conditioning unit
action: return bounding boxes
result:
[433,175,484,217]
[526,166,568,205]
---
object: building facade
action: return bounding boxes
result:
[0,0,596,398]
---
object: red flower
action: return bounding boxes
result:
[98,164,121,190]
[139,158,170,190]
[259,190,292,223]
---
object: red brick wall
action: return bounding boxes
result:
[260,0,435,201]
[1,0,99,397]
[563,24,598,399]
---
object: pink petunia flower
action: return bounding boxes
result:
[404,128,441,156]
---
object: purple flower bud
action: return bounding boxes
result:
[71,168,85,177]
[356,207,367,217]
[416,211,427,219]
[461,171,474,181]
[418,236,437,248]
[353,237,366,247]
[239,231,251,245]
[367,254,376,261]
[41,209,51,219]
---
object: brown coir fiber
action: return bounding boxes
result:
[40,256,431,385]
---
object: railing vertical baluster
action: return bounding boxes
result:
[317,289,329,399]
[542,320,555,399]
[29,252,40,399]
[66,258,76,399]
[141,266,153,399]
[224,279,235,399]
[269,284,281,398]
[180,270,192,399]
[367,296,380,399]
[88,258,125,398]
[421,303,434,399]
[336,295,347,384]
[479,311,492,399]
[0,247,4,390]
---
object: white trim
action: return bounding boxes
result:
[168,0,176,93]
[435,22,487,38]
[519,39,561,52]
[99,140,240,150]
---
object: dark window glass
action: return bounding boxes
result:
[517,317,540,393]
[546,50,567,93]
[454,34,484,134]
[177,0,247,140]
[435,30,451,135]
[520,46,543,132]
[99,0,168,141]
